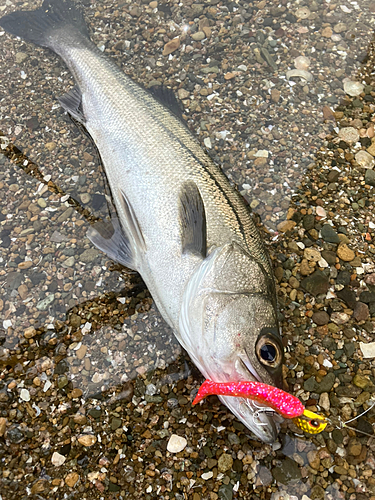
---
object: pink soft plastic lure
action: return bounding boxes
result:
[192,380,304,418]
[192,380,328,434]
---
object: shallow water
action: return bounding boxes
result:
[1,0,375,499]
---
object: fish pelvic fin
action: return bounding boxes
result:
[87,216,138,272]
[179,181,207,258]
[0,0,90,51]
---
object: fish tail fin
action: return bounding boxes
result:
[0,0,90,52]
[192,380,216,406]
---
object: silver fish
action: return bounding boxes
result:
[0,0,284,442]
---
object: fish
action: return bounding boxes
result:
[192,380,328,434]
[0,0,284,443]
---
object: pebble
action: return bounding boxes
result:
[353,302,369,322]
[338,127,359,144]
[359,342,375,358]
[301,270,329,296]
[15,52,28,63]
[78,435,97,447]
[45,141,56,151]
[337,243,355,262]
[191,31,206,41]
[312,311,329,325]
[65,472,80,487]
[51,451,66,467]
[355,150,375,168]
[167,434,187,453]
[294,56,310,70]
[24,326,37,339]
[36,294,55,311]
[20,388,30,401]
[162,38,180,56]
[321,224,340,243]
[344,81,365,97]
[295,7,310,19]
[218,453,233,472]
[319,392,330,412]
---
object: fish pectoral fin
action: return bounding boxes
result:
[59,85,86,124]
[179,181,207,257]
[87,216,138,271]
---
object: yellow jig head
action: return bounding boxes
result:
[292,409,328,434]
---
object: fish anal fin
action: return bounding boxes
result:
[87,217,137,271]
[179,181,207,257]
[59,85,85,123]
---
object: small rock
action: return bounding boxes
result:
[191,31,206,41]
[271,88,280,102]
[36,294,55,311]
[316,372,336,394]
[162,38,180,56]
[353,302,369,322]
[62,256,75,268]
[24,326,36,339]
[218,453,233,472]
[353,374,371,389]
[15,52,28,63]
[301,270,329,296]
[79,248,100,263]
[304,248,321,262]
[178,89,190,100]
[365,169,375,186]
[312,311,329,325]
[338,127,359,144]
[20,388,30,401]
[80,193,91,204]
[322,27,333,37]
[37,198,47,208]
[51,451,66,467]
[348,440,362,457]
[167,434,187,453]
[78,435,97,447]
[319,392,330,412]
[277,220,296,232]
[65,472,80,487]
[272,457,302,484]
[295,7,310,19]
[321,224,340,243]
[355,150,375,168]
[0,417,7,437]
[307,450,320,470]
[45,141,56,151]
[337,243,355,262]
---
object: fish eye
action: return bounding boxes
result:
[255,333,283,368]
[310,420,320,428]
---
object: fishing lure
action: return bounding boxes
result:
[192,380,327,434]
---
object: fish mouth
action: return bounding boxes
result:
[218,394,280,443]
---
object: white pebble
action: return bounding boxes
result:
[338,126,359,144]
[360,341,375,358]
[316,206,326,218]
[343,80,364,97]
[43,380,52,392]
[51,451,66,467]
[204,137,212,149]
[3,320,12,329]
[167,434,187,453]
[20,388,30,401]
[294,56,310,70]
[355,150,375,169]
[201,471,214,480]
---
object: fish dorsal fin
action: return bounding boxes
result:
[179,181,207,257]
[148,85,185,123]
[59,85,86,123]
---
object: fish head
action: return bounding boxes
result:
[179,242,284,442]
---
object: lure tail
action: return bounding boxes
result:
[192,380,217,405]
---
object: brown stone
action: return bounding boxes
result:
[337,243,355,262]
[277,220,296,233]
[162,38,180,56]
[78,434,97,447]
[65,472,79,487]
[0,417,6,437]
[353,302,369,322]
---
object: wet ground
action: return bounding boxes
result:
[1,0,375,499]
